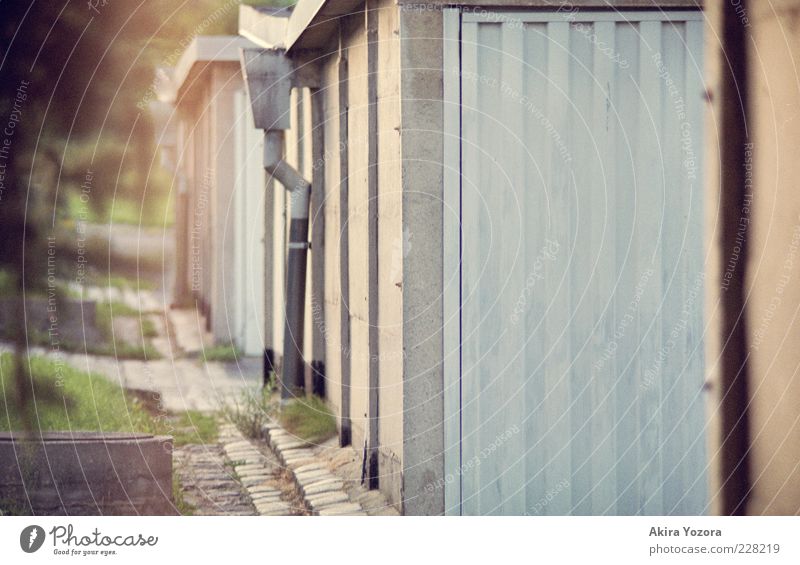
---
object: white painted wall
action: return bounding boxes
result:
[233,88,266,357]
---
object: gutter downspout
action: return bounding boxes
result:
[241,47,320,399]
[263,129,311,399]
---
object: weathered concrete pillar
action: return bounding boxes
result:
[399,5,445,516]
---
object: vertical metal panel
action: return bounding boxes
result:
[522,21,550,517]
[457,10,706,515]
[498,21,526,517]
[568,17,595,516]
[459,19,481,516]
[542,20,573,516]
[442,7,462,516]
[681,19,707,514]
[588,20,617,515]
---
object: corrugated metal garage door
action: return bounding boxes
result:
[444,9,706,515]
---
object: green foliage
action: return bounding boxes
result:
[0,354,162,434]
[0,353,220,443]
[0,354,223,516]
[92,275,157,292]
[222,387,275,439]
[279,396,337,446]
[93,301,162,360]
[170,410,219,447]
[172,473,196,516]
[201,344,242,363]
[141,317,159,339]
[0,270,13,296]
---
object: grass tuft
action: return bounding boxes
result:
[279,396,337,446]
[221,387,274,439]
[201,344,241,363]
[172,473,195,516]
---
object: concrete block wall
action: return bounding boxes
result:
[322,53,344,422]
[375,0,404,511]
[743,0,800,514]
[173,56,266,356]
[398,3,446,517]
[210,64,240,344]
[346,10,372,463]
[705,0,800,515]
[314,0,405,509]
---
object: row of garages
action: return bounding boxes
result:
[152,0,800,515]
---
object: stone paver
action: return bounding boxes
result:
[174,444,255,516]
[168,308,212,354]
[317,503,368,516]
[303,480,345,497]
[217,423,305,516]
[261,421,370,516]
[313,438,401,516]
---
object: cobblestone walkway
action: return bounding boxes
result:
[2,285,392,516]
[174,442,256,516]
[174,422,307,516]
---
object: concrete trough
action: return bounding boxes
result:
[0,432,175,516]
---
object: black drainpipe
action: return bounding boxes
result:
[263,130,311,400]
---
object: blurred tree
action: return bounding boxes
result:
[0,0,292,429]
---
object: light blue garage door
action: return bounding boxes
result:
[443,9,707,515]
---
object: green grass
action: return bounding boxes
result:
[0,356,216,445]
[201,344,241,363]
[222,387,274,439]
[0,297,160,360]
[93,301,162,360]
[0,269,15,295]
[88,341,161,361]
[172,473,195,516]
[95,301,141,330]
[94,275,157,292]
[0,354,163,434]
[141,317,158,339]
[170,410,218,447]
[0,354,223,516]
[279,396,337,446]
[64,192,174,228]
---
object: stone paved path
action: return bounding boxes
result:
[174,442,256,516]
[3,283,395,516]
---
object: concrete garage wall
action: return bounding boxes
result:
[346,13,371,455]
[322,54,343,422]
[312,1,404,508]
[399,5,445,516]
[743,0,800,514]
[233,89,266,357]
[167,37,267,356]
[702,0,728,516]
[705,0,800,516]
[375,0,404,510]
[322,54,347,424]
[210,64,241,343]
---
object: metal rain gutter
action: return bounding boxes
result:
[240,47,320,399]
